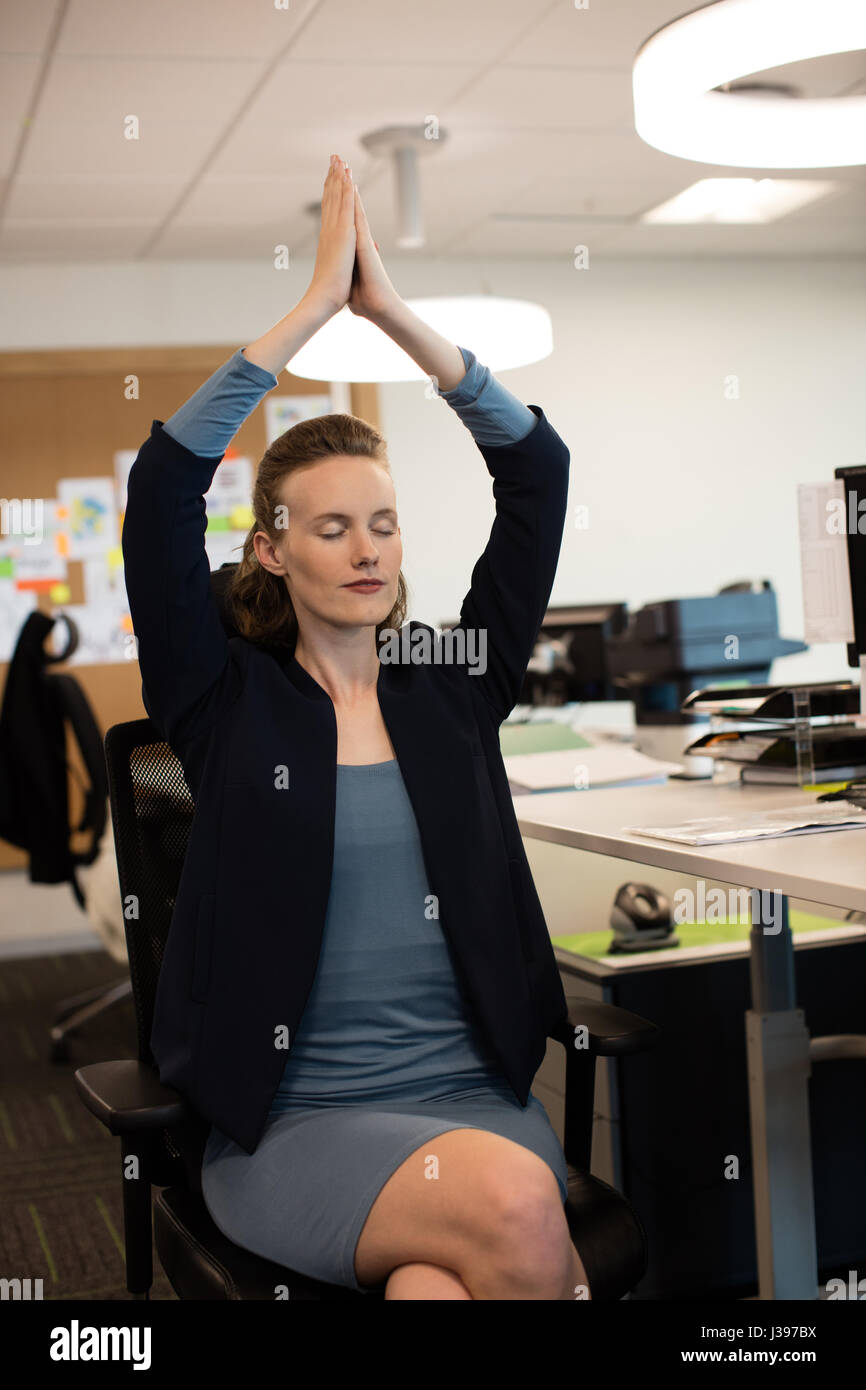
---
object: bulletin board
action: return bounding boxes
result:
[0,344,380,871]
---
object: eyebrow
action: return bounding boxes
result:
[310,508,398,524]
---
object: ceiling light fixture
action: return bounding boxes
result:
[633,0,866,168]
[288,296,553,383]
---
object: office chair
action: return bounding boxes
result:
[74,716,661,1300]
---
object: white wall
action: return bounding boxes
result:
[3,254,864,685]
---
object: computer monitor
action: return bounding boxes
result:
[833,464,866,669]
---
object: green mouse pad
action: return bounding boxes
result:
[551,907,858,960]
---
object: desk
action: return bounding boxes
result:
[513,778,866,1301]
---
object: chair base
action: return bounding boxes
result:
[49,977,132,1061]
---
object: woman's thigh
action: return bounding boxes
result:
[353,1125,565,1289]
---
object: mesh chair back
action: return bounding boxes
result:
[103,718,209,1189]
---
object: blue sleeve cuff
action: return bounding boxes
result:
[162,347,279,457]
[436,346,538,445]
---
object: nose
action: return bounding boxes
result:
[354,536,383,566]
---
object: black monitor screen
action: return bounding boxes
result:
[833,464,866,668]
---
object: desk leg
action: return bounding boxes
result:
[746,893,818,1300]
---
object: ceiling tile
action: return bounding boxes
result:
[33,54,261,125]
[56,0,314,59]
[445,65,633,130]
[450,216,633,257]
[6,175,182,219]
[0,0,863,261]
[0,54,43,124]
[502,1,692,68]
[0,0,61,56]
[289,0,540,65]
[0,220,155,258]
[146,218,320,260]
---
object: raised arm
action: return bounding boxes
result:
[452,411,569,723]
[122,154,358,754]
[348,185,569,724]
[122,347,281,754]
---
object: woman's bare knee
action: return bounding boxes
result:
[354,1128,556,1290]
[354,1128,502,1287]
[466,1176,574,1299]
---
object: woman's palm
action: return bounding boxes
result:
[311,160,356,314]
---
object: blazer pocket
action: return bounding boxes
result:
[191,892,216,1002]
[507,857,535,964]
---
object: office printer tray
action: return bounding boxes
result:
[681,680,860,719]
[686,722,866,769]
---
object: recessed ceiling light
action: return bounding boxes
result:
[642,177,839,223]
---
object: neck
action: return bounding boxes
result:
[293,636,380,706]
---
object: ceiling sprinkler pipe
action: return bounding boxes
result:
[394,145,424,249]
[360,124,447,251]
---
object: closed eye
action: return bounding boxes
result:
[321,528,396,539]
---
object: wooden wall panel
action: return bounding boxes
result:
[0,345,379,870]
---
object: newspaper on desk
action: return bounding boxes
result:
[625,800,866,846]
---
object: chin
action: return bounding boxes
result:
[337,590,393,619]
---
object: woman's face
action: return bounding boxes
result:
[255,454,402,631]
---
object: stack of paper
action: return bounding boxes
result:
[625,801,866,845]
[503,744,684,794]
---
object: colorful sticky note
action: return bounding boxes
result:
[50,582,72,603]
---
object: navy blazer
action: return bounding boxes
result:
[122,404,571,1154]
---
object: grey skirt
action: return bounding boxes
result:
[201,1089,569,1293]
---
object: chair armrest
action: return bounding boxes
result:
[74,1059,189,1135]
[551,995,662,1057]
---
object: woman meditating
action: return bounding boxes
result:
[122,154,590,1300]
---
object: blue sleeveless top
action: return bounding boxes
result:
[269,758,510,1113]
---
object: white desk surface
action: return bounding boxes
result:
[512,779,866,915]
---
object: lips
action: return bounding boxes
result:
[344,581,384,590]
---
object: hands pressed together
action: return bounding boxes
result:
[309,154,399,322]
[244,151,462,382]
